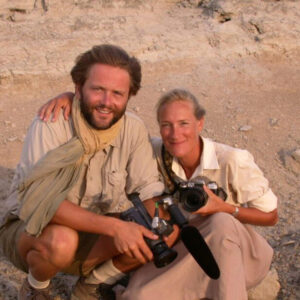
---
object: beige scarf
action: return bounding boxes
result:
[18,96,123,236]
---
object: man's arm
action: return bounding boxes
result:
[51,199,159,263]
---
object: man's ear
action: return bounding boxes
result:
[75,85,81,99]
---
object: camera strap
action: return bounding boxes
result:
[161,145,180,194]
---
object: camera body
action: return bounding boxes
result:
[178,180,227,212]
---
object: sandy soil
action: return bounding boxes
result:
[0,1,299,299]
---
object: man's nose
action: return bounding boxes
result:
[99,91,112,106]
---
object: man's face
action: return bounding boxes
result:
[78,63,131,130]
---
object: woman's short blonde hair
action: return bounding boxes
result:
[156,88,206,122]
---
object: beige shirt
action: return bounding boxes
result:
[152,136,277,213]
[2,111,164,222]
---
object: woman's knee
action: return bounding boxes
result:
[198,212,240,246]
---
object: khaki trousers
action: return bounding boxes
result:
[117,212,273,300]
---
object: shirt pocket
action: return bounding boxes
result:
[103,170,129,212]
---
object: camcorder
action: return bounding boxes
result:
[178,180,227,212]
[121,192,221,279]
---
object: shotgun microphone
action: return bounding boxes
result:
[180,225,220,279]
[161,196,220,279]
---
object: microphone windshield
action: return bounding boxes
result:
[180,225,220,279]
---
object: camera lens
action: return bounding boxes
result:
[150,240,177,268]
[182,189,208,212]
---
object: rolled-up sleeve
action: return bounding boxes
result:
[228,149,277,212]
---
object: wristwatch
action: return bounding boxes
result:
[231,206,239,217]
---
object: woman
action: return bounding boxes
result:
[39,89,278,300]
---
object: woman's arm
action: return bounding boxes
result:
[38,92,74,122]
[195,185,278,226]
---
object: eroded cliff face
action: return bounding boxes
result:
[0,0,299,88]
[0,1,299,299]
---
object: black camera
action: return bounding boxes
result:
[178,180,227,212]
[121,193,177,268]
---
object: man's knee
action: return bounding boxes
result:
[19,224,79,268]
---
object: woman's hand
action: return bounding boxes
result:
[193,185,227,216]
[38,92,74,122]
[194,185,278,226]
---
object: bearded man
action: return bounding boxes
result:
[0,44,178,300]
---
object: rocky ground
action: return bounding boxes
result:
[0,0,299,299]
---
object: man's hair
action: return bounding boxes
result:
[156,88,206,122]
[71,44,142,97]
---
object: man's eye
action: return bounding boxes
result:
[92,87,102,91]
[114,91,123,97]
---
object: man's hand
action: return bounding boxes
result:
[112,219,158,264]
[38,92,74,122]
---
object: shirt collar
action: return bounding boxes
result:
[171,136,220,180]
[102,115,126,153]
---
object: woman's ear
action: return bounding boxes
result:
[198,117,205,133]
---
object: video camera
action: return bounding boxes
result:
[121,193,220,279]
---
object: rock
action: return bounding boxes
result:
[269,118,279,126]
[291,149,300,163]
[6,136,17,142]
[248,268,280,300]
[284,154,300,174]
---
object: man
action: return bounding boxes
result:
[0,44,178,300]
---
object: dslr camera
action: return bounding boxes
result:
[178,180,227,212]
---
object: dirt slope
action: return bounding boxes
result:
[0,1,299,299]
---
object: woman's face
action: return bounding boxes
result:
[158,100,204,161]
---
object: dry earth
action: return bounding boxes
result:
[0,0,299,299]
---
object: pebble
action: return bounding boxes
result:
[239,125,252,132]
[282,240,296,246]
[269,118,279,126]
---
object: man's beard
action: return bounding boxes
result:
[80,95,126,130]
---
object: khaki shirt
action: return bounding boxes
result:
[2,112,164,223]
[152,136,277,213]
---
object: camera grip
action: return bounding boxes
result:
[167,204,188,228]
